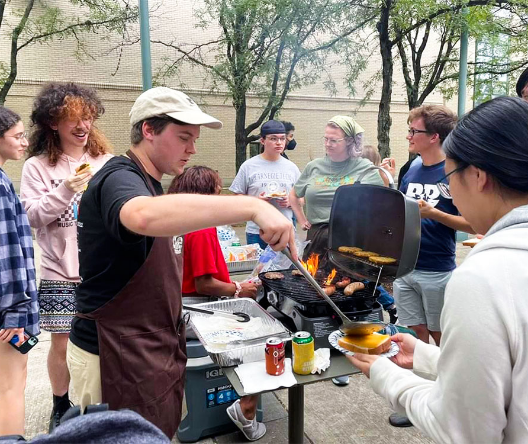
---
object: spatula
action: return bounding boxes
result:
[282,248,387,336]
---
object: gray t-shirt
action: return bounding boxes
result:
[294,156,384,225]
[230,155,301,234]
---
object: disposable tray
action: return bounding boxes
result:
[226,259,259,273]
[187,298,290,367]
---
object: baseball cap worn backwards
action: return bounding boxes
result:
[261,120,286,137]
[129,87,223,129]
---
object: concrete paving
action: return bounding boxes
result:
[22,228,473,443]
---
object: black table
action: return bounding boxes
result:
[222,351,360,443]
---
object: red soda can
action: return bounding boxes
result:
[265,337,285,376]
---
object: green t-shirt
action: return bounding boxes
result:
[294,156,384,225]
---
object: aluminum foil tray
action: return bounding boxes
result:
[187,298,291,367]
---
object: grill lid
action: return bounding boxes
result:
[328,182,421,284]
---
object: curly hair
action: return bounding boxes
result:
[168,166,222,195]
[27,82,112,165]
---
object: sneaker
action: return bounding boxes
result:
[49,401,74,433]
[389,412,413,427]
[387,307,399,325]
[332,375,349,386]
[226,399,266,441]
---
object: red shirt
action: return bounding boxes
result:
[182,227,231,294]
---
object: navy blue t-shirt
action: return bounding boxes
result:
[399,158,458,272]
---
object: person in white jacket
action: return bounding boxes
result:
[20,83,112,432]
[349,96,528,443]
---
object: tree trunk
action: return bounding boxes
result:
[377,0,393,159]
[234,97,248,173]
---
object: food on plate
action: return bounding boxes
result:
[369,256,397,265]
[338,333,391,355]
[75,162,91,174]
[338,246,362,254]
[264,272,285,280]
[323,285,336,296]
[353,251,379,258]
[268,191,287,198]
[335,277,351,288]
[462,238,480,248]
[292,269,303,276]
[344,282,365,296]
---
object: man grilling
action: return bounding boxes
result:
[67,87,297,439]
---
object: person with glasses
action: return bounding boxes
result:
[19,83,113,431]
[350,96,528,444]
[516,65,528,102]
[230,120,301,249]
[0,107,39,437]
[394,105,473,355]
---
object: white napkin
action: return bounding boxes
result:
[235,358,297,394]
[311,348,331,374]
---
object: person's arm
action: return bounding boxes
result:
[369,260,512,443]
[418,200,475,233]
[289,188,310,230]
[20,160,91,228]
[120,194,297,255]
[0,184,30,331]
[195,276,257,299]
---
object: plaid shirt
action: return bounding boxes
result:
[0,169,39,336]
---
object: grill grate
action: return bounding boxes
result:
[328,251,398,283]
[259,269,379,316]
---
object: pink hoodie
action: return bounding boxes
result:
[20,152,113,282]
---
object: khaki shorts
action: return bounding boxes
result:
[394,269,453,332]
[66,340,102,411]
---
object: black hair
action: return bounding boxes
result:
[0,106,22,137]
[281,121,295,132]
[443,96,528,194]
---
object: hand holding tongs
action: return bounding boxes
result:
[282,248,388,336]
[182,305,250,323]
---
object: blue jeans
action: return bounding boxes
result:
[246,233,268,250]
[376,285,395,310]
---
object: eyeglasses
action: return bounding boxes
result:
[5,131,28,141]
[322,136,346,145]
[267,137,286,143]
[436,165,468,199]
[408,128,430,137]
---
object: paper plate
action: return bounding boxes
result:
[328,330,399,358]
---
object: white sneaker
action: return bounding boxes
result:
[226,399,266,441]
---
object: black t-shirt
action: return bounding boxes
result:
[70,156,164,355]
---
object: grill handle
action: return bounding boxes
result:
[356,166,396,189]
[282,248,388,336]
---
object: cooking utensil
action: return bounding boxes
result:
[183,304,250,323]
[282,248,387,336]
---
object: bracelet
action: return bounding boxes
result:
[233,281,242,298]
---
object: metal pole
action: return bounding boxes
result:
[139,0,152,91]
[288,385,305,443]
[458,7,469,116]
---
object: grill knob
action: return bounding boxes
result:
[267,291,279,306]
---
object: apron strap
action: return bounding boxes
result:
[126,149,157,196]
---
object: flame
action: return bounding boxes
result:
[325,269,337,286]
[300,253,319,277]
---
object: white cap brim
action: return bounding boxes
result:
[166,111,223,129]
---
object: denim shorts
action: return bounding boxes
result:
[393,269,453,331]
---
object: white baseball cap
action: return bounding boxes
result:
[129,87,223,129]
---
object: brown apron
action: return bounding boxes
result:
[77,150,187,438]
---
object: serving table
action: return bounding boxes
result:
[222,349,360,444]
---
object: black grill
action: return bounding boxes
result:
[259,269,379,317]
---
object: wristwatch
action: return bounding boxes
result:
[233,281,242,298]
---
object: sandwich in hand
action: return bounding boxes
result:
[338,333,391,355]
[75,163,91,174]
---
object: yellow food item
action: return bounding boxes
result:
[337,333,391,355]
[369,256,397,265]
[353,251,379,258]
[338,246,362,254]
[75,163,91,174]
